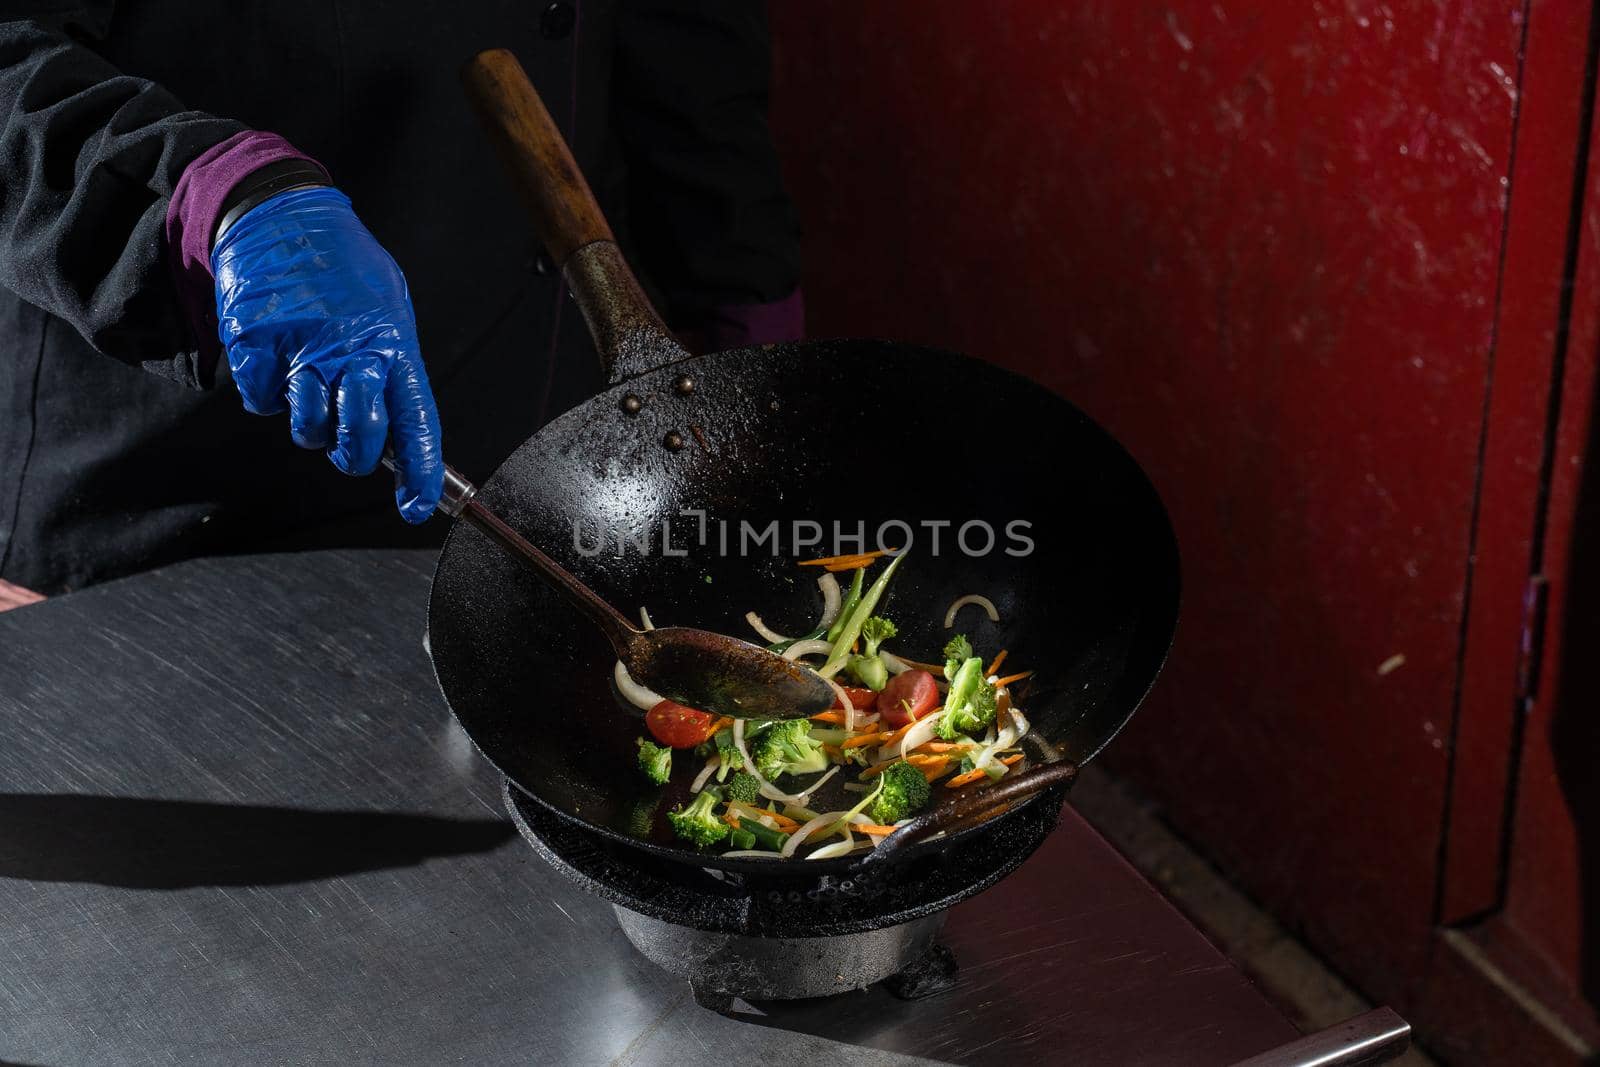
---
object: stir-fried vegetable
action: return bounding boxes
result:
[750,719,830,780]
[724,771,761,804]
[824,567,865,643]
[847,614,899,691]
[667,790,730,848]
[820,555,904,678]
[646,699,722,748]
[935,633,1000,741]
[621,557,1030,859]
[636,737,672,785]
[871,760,932,824]
[876,669,941,727]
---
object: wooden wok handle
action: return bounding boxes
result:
[862,759,1079,864]
[461,48,613,265]
[461,48,684,384]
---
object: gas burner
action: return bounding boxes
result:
[502,780,1065,1003]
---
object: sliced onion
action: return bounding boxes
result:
[781,639,833,662]
[746,611,791,644]
[944,593,1000,629]
[882,651,914,676]
[807,830,859,860]
[972,703,1030,772]
[614,660,664,711]
[691,754,721,793]
[640,606,655,631]
[781,808,856,857]
[719,850,782,859]
[817,572,842,627]
[1010,704,1031,742]
[819,672,856,732]
[898,711,946,760]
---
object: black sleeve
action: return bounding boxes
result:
[609,0,801,322]
[0,8,242,383]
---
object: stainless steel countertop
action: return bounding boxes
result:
[0,549,1302,1065]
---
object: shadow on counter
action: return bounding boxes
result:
[0,793,515,889]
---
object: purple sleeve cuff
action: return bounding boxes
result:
[164,131,325,367]
[691,288,806,353]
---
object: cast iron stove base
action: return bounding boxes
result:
[616,905,950,1004]
[503,779,1061,1003]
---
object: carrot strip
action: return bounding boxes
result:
[854,823,899,836]
[945,768,988,789]
[1000,753,1025,766]
[710,716,735,733]
[920,758,956,782]
[822,743,843,762]
[876,724,912,749]
[799,548,895,567]
[809,710,849,724]
[985,649,1009,677]
[841,733,883,750]
[860,760,900,778]
[904,753,946,766]
[912,741,965,754]
[994,671,1034,688]
[893,655,947,674]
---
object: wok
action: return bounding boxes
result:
[428,50,1180,876]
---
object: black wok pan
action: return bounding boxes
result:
[427,51,1179,877]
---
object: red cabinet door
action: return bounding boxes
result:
[769,1,1599,1059]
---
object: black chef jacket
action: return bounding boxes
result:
[0,0,800,593]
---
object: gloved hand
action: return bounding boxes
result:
[211,186,444,523]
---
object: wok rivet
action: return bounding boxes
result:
[620,393,643,415]
[663,431,686,452]
[768,399,781,413]
[673,374,696,396]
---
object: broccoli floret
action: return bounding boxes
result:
[749,719,829,780]
[943,633,975,668]
[625,796,659,839]
[725,771,761,805]
[636,737,672,785]
[847,615,900,691]
[936,656,999,740]
[861,615,898,656]
[872,761,932,824]
[666,790,730,848]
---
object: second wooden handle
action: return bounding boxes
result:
[461,48,613,265]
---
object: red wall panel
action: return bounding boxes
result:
[770,0,1520,1010]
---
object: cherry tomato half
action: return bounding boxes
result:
[876,670,942,728]
[645,700,720,748]
[833,686,879,711]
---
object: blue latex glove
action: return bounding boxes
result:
[212,186,444,523]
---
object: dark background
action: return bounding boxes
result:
[764,2,1600,1063]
